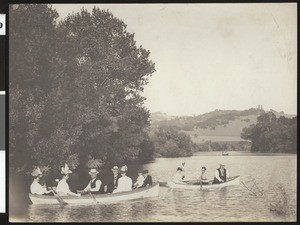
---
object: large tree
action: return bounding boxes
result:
[9,5,155,174]
[9,4,60,173]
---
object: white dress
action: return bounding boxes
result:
[172,172,185,184]
[113,176,133,193]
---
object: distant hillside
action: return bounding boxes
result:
[150,108,296,142]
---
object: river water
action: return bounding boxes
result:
[10,152,297,222]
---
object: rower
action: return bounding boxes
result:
[30,167,52,195]
[213,163,229,184]
[79,168,102,194]
[199,166,209,185]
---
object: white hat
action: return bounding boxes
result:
[31,167,42,177]
[89,168,99,175]
[61,163,72,175]
[120,165,128,172]
[111,166,119,171]
[220,163,225,166]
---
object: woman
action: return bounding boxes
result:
[172,167,186,184]
[56,164,80,197]
[113,166,133,193]
[30,167,52,195]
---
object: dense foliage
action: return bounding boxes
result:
[9,4,155,174]
[150,127,198,157]
[241,112,297,153]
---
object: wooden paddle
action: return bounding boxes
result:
[50,187,68,206]
[199,180,203,190]
[88,191,98,204]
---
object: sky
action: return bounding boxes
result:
[53,3,297,116]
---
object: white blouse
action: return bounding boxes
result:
[30,180,47,195]
[56,179,72,196]
[113,176,133,193]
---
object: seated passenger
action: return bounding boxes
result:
[172,167,186,184]
[30,167,52,195]
[56,164,80,197]
[104,166,121,193]
[133,170,145,189]
[113,166,133,193]
[140,170,152,188]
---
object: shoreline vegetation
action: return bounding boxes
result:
[9,4,297,179]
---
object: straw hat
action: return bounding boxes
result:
[89,168,99,175]
[111,166,119,171]
[31,167,43,177]
[120,165,128,173]
[61,163,72,175]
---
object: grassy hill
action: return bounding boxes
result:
[150,108,295,143]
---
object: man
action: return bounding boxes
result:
[56,163,80,197]
[213,163,229,184]
[199,166,209,185]
[113,166,133,193]
[30,167,52,195]
[79,168,102,194]
[141,170,152,188]
[104,166,122,193]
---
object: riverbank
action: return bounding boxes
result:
[192,151,297,156]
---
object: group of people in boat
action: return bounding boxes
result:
[30,164,153,196]
[172,162,229,185]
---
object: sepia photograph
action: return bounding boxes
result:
[9,3,297,222]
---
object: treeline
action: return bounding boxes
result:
[241,112,297,153]
[197,141,251,152]
[9,4,155,174]
[150,127,198,157]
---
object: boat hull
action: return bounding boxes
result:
[167,176,240,190]
[29,182,159,205]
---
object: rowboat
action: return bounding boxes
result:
[29,182,159,205]
[166,176,240,190]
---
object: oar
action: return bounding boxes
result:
[50,187,68,206]
[88,191,98,204]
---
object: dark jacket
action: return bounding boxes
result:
[141,175,152,187]
[106,173,122,193]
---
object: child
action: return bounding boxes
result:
[133,170,145,189]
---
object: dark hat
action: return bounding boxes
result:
[142,170,149,174]
[177,167,183,171]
